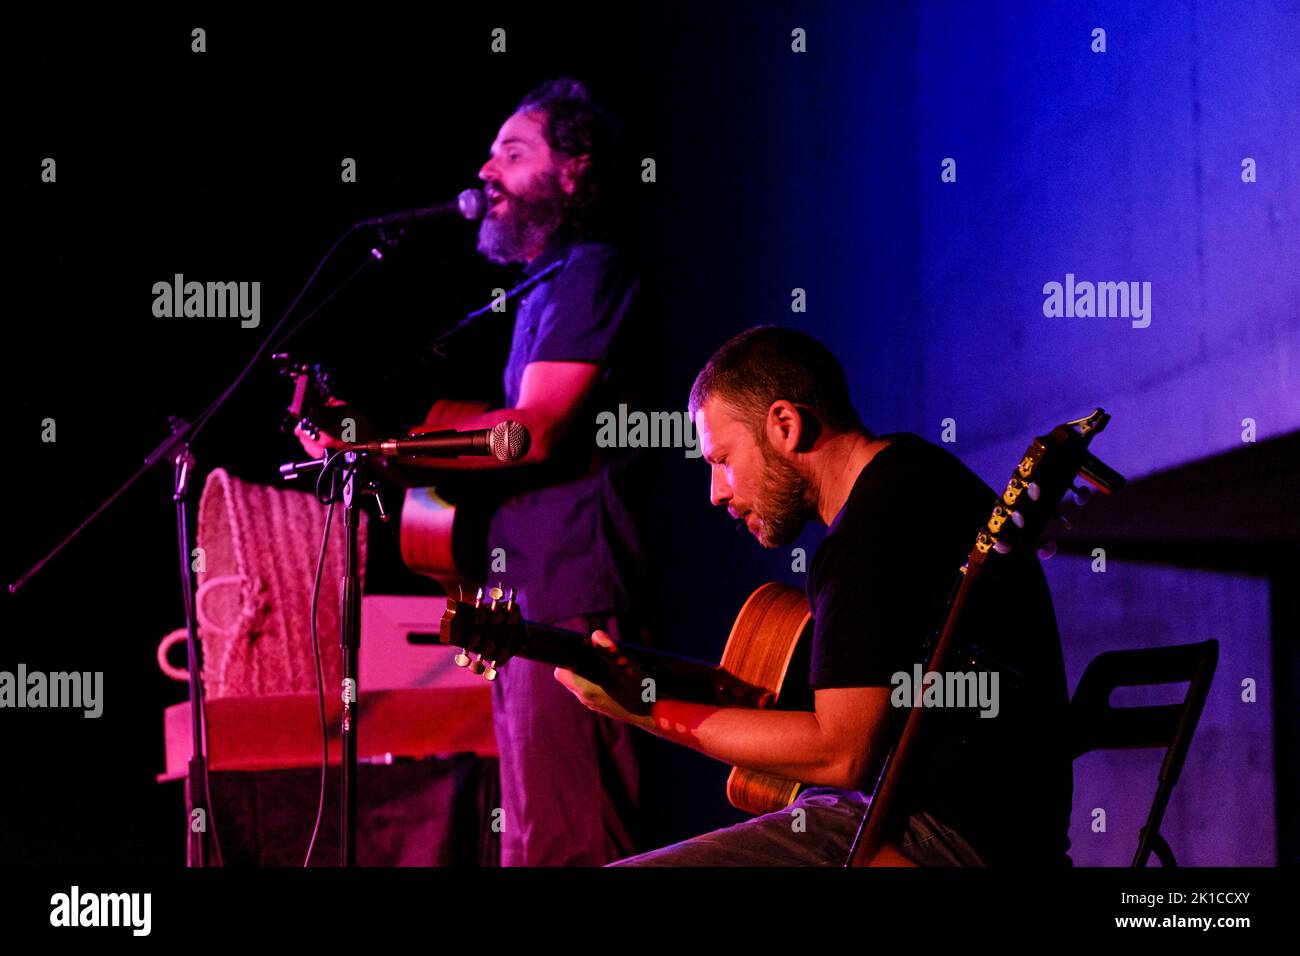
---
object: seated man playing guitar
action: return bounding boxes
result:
[555,326,1074,866]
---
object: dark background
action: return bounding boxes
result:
[5,3,1297,866]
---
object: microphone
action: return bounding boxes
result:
[355,188,487,229]
[353,421,531,463]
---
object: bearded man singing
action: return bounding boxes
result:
[300,78,652,866]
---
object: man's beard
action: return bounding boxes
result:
[750,442,816,548]
[476,169,568,265]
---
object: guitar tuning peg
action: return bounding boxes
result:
[454,652,471,668]
[1003,478,1021,504]
[992,541,1013,554]
[468,654,486,676]
[1026,482,1042,501]
[1010,510,1025,528]
[482,660,498,681]
[474,587,484,609]
[1069,484,1093,506]
[987,510,1007,533]
[1037,541,1058,560]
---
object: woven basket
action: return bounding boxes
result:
[158,467,366,698]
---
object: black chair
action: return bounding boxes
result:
[1069,639,1219,866]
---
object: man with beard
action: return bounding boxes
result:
[555,326,1074,866]
[298,79,650,866]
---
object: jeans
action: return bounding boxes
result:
[607,786,987,866]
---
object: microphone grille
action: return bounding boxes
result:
[490,420,531,462]
[458,188,487,221]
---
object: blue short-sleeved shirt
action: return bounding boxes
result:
[486,236,650,625]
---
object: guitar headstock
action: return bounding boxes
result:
[975,408,1125,562]
[438,584,525,680]
[273,352,334,440]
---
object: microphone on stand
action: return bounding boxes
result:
[352,421,531,463]
[278,422,529,480]
[355,188,487,229]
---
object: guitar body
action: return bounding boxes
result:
[399,487,488,594]
[718,583,815,815]
[399,399,494,594]
[718,584,917,863]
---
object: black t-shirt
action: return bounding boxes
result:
[805,433,1073,865]
[489,237,654,625]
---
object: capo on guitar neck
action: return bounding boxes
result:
[1077,453,1125,495]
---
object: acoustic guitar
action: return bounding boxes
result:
[396,397,498,594]
[436,580,815,816]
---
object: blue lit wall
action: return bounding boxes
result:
[677,0,1297,863]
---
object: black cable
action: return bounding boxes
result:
[427,257,564,357]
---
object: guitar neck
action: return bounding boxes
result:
[511,622,773,710]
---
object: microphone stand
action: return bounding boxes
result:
[335,450,384,867]
[331,451,401,865]
[8,219,418,867]
[339,454,362,866]
[170,435,210,867]
[283,447,464,868]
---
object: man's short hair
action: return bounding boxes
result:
[516,77,617,239]
[689,326,866,438]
